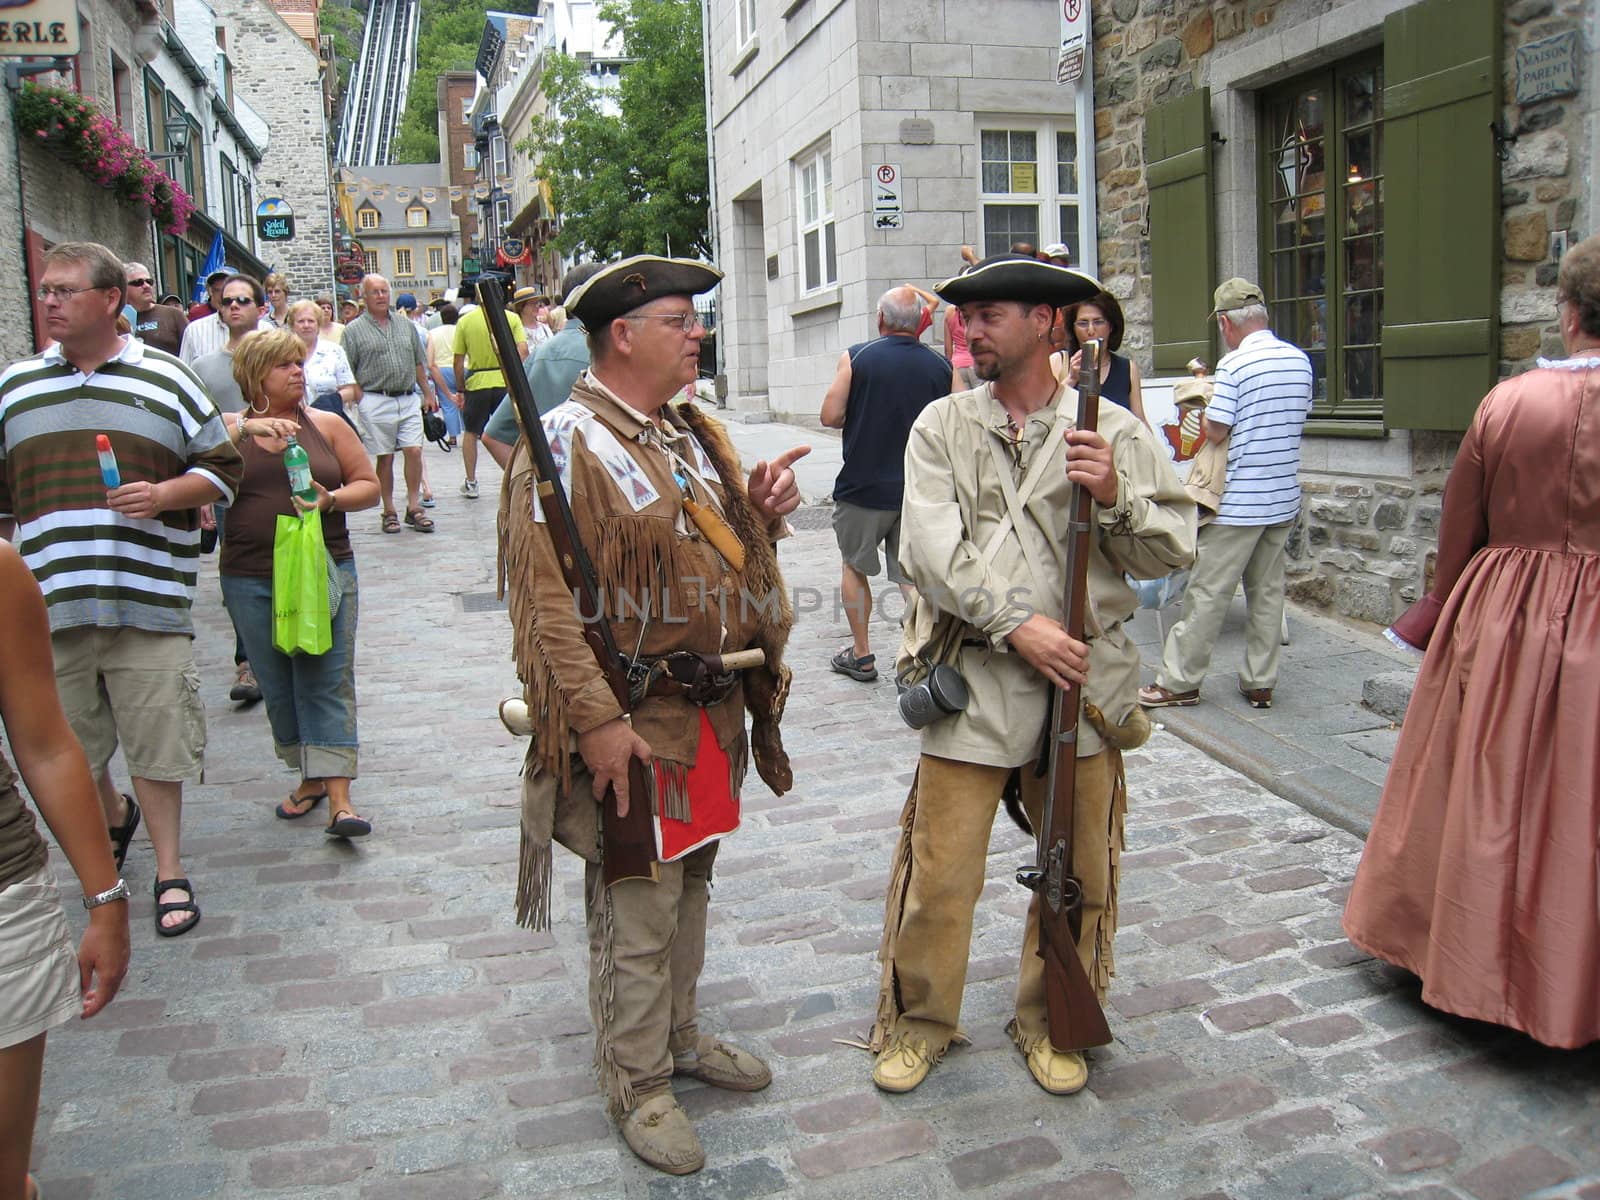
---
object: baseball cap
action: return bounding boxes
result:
[1042,243,1071,261]
[206,268,232,285]
[1211,277,1265,314]
[395,292,418,310]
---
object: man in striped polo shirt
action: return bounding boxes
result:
[0,242,243,938]
[1140,277,1312,711]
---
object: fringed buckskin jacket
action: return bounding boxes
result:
[498,373,794,923]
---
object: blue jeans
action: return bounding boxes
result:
[221,560,360,779]
[436,368,463,437]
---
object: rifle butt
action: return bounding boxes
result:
[1042,934,1113,1051]
[601,756,660,887]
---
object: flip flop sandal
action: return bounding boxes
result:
[381,512,402,533]
[326,811,373,839]
[108,793,141,870]
[404,508,435,533]
[275,790,326,820]
[153,877,201,938]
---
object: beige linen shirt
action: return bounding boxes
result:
[900,381,1196,767]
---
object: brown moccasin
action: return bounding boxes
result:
[1238,682,1273,708]
[621,1091,704,1175]
[672,1034,772,1092]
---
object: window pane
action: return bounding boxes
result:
[1346,178,1378,234]
[823,220,837,286]
[980,129,1009,160]
[803,228,820,292]
[1056,130,1078,194]
[1343,68,1377,127]
[1298,246,1326,296]
[1346,235,1380,290]
[1008,131,1037,163]
[983,204,1038,257]
[1297,89,1325,140]
[982,162,1010,193]
[1345,347,1378,400]
[801,162,817,223]
[1057,204,1080,263]
[821,153,833,216]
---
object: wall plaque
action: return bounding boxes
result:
[1515,31,1579,106]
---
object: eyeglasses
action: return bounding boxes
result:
[219,296,259,308]
[1073,317,1111,331]
[126,278,154,288]
[35,285,110,302]
[623,311,702,333]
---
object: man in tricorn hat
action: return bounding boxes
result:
[497,255,810,1174]
[868,254,1195,1096]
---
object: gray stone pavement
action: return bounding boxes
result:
[26,416,1600,1198]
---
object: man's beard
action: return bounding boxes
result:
[974,357,1001,381]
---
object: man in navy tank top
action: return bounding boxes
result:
[820,287,952,681]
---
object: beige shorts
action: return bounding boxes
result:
[52,626,206,781]
[355,390,424,455]
[0,864,79,1049]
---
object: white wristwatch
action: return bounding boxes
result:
[83,879,131,909]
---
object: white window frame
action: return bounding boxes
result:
[735,0,756,47]
[796,144,836,294]
[427,245,446,276]
[362,250,378,274]
[394,247,413,278]
[463,143,478,171]
[974,109,1097,277]
[357,207,379,231]
[406,206,428,228]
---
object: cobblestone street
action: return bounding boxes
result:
[27,435,1600,1199]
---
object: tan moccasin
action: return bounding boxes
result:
[1024,1042,1088,1095]
[872,1037,934,1093]
[672,1034,772,1092]
[621,1091,704,1175]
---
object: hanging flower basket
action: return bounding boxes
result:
[12,82,197,235]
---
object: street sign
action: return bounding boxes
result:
[871,163,903,231]
[256,197,295,242]
[0,0,78,55]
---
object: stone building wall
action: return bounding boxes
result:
[1091,0,1594,625]
[0,90,35,365]
[217,0,336,295]
[439,72,478,258]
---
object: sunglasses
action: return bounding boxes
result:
[219,296,258,307]
[127,278,154,287]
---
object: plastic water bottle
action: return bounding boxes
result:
[283,435,317,504]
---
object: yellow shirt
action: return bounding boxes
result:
[451,307,526,389]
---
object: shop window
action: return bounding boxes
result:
[977,119,1087,264]
[1260,56,1384,419]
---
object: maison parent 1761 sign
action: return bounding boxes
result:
[256,197,296,242]
[0,0,80,55]
[1515,31,1580,106]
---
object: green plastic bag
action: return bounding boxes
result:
[272,511,332,655]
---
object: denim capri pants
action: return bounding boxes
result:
[221,559,360,780]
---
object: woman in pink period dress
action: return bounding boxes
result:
[1342,235,1600,1049]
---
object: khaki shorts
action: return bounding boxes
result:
[355,390,424,455]
[833,500,907,585]
[52,626,206,781]
[0,864,79,1049]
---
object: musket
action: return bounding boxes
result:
[1014,338,1114,1052]
[479,278,658,887]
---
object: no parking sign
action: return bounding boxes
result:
[872,163,903,231]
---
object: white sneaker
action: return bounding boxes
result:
[460,479,479,499]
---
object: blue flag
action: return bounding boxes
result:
[191,230,226,306]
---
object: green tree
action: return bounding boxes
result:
[391,0,511,164]
[524,0,709,259]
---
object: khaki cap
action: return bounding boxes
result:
[1211,277,1265,314]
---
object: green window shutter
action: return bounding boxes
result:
[1381,0,1500,431]
[1144,88,1215,373]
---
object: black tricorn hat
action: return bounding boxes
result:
[567,255,722,327]
[934,253,1102,308]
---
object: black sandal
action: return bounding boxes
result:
[153,877,201,938]
[325,809,372,839]
[108,793,141,870]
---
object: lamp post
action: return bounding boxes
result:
[149,117,192,163]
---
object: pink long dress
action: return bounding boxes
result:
[1343,359,1600,1048]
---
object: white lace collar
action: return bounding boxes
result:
[1536,354,1600,370]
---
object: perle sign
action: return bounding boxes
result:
[0,0,79,55]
